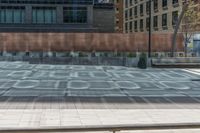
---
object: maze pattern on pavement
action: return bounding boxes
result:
[0,61,200,97]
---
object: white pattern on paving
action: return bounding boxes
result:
[0,62,200,132]
[0,62,200,97]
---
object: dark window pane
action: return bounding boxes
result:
[63,7,87,23]
[172,11,178,25]
[162,0,168,7]
[162,13,167,26]
[140,19,143,30]
[153,15,158,27]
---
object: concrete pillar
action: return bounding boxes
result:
[57,5,63,24]
[25,5,32,23]
[87,5,93,26]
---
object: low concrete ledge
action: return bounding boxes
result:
[1,123,200,133]
[0,56,139,67]
[152,58,200,68]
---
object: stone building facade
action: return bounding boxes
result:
[124,0,183,33]
[114,0,124,32]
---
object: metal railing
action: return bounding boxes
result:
[1,123,200,133]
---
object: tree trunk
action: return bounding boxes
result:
[171,1,188,57]
[184,42,188,57]
[184,33,188,57]
[185,45,188,57]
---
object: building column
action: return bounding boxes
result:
[57,5,63,24]
[25,5,32,23]
[87,5,93,26]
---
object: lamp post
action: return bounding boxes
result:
[148,0,152,58]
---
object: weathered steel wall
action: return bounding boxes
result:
[0,33,184,52]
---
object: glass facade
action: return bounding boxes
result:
[0,6,25,23]
[0,6,88,24]
[0,0,93,4]
[63,7,87,23]
[0,0,114,32]
[32,7,56,24]
[0,0,113,27]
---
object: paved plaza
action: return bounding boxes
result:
[0,61,200,132]
[0,61,200,106]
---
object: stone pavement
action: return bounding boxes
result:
[1,109,200,133]
[0,61,200,132]
[0,109,200,129]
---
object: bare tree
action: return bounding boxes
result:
[171,0,200,57]
[181,0,200,57]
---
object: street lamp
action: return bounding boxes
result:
[148,0,152,58]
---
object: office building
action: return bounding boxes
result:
[0,0,115,32]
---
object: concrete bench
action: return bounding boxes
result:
[152,58,200,68]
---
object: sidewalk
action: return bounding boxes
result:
[0,109,200,130]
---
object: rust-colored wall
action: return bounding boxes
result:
[0,33,184,52]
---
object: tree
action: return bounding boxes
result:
[171,0,200,57]
[181,0,200,57]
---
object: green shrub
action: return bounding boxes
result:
[103,53,108,57]
[65,52,71,57]
[116,52,121,57]
[137,53,147,69]
[127,52,136,58]
[79,52,87,57]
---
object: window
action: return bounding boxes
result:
[146,1,150,14]
[172,11,178,26]
[116,19,119,24]
[162,13,167,27]
[129,21,133,32]
[146,17,149,30]
[135,0,138,4]
[125,10,128,20]
[0,6,25,23]
[140,4,143,16]
[116,8,119,13]
[125,22,128,33]
[134,20,137,31]
[172,0,178,5]
[134,6,137,17]
[13,8,24,23]
[125,0,128,8]
[129,8,133,18]
[32,7,56,24]
[162,0,168,8]
[6,8,12,23]
[63,7,87,23]
[129,0,133,6]
[153,16,158,28]
[140,19,143,31]
[154,0,158,11]
[0,9,5,23]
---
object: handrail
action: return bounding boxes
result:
[1,123,200,133]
